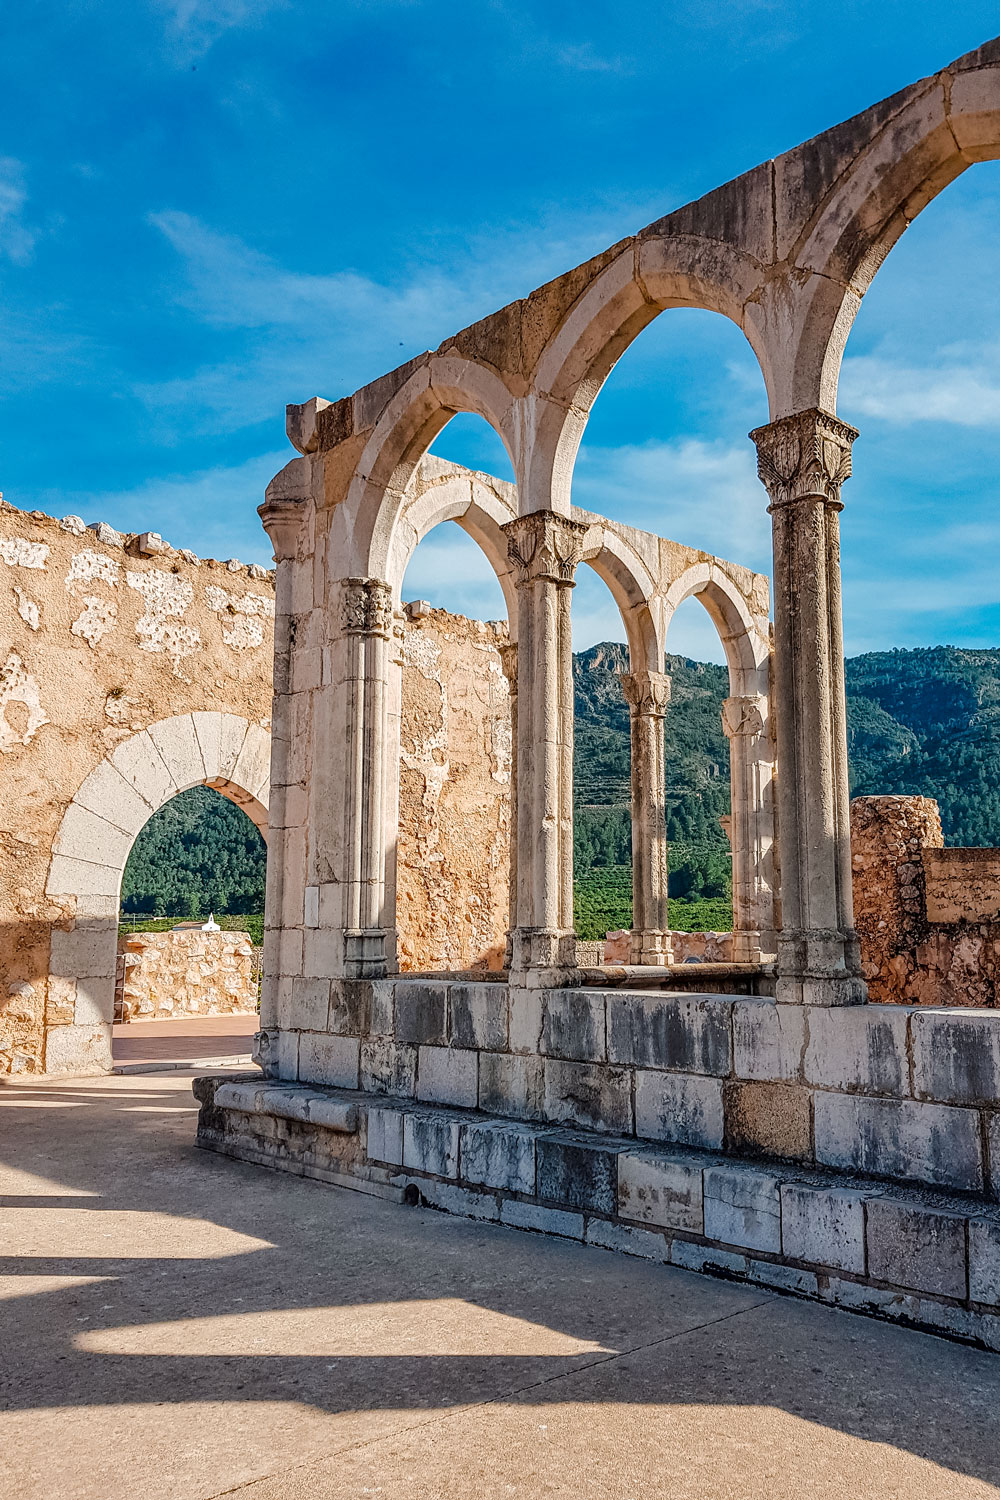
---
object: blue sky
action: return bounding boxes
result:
[3,3,1000,661]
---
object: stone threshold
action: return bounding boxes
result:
[193,1073,1000,1353]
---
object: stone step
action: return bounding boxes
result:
[194,1072,1000,1353]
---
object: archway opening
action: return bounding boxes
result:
[835,160,1000,851]
[113,786,266,1062]
[568,306,770,962]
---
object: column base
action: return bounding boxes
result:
[344,928,390,979]
[509,927,577,978]
[775,928,867,1006]
[630,930,673,965]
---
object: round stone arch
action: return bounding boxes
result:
[775,47,1000,417]
[376,456,520,628]
[524,241,770,516]
[42,711,270,1077]
[661,561,770,698]
[577,518,660,674]
[339,356,520,581]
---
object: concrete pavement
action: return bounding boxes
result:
[2,1070,1000,1499]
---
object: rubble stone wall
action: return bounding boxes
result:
[396,607,511,975]
[119,929,257,1021]
[852,795,1000,1006]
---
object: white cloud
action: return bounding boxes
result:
[139,206,659,436]
[0,158,36,266]
[842,349,1000,427]
[572,436,770,570]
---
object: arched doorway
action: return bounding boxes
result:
[43,711,269,1075]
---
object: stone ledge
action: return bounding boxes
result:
[194,1072,1000,1352]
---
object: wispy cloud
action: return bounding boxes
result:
[138,207,657,437]
[842,348,1000,427]
[0,158,37,266]
[572,436,769,570]
[154,0,289,62]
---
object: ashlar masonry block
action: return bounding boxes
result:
[814,1093,983,1192]
[449,984,508,1051]
[461,1120,536,1194]
[780,1183,868,1274]
[634,1070,724,1150]
[704,1164,782,1254]
[543,1059,633,1135]
[607,994,731,1074]
[866,1199,968,1300]
[911,1009,1000,1106]
[416,1046,478,1108]
[617,1150,705,1232]
[402,1113,460,1178]
[541,991,606,1063]
[535,1135,619,1214]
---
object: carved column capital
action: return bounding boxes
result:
[749,408,858,510]
[502,512,588,587]
[498,641,518,694]
[340,578,393,638]
[258,498,306,563]
[721,694,766,741]
[620,670,671,718]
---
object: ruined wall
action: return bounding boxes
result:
[852,795,1000,1005]
[0,502,512,1073]
[119,929,257,1021]
[396,605,511,973]
[0,498,276,1074]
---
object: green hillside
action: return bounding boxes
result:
[121,644,1000,935]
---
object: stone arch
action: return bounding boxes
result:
[375,456,519,627]
[661,561,770,696]
[776,46,1000,415]
[577,517,660,674]
[342,357,519,580]
[525,242,770,515]
[42,711,270,1076]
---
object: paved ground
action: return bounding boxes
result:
[3,1072,1000,1500]
[112,1014,257,1070]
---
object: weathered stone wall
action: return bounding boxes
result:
[119,929,257,1021]
[396,606,511,974]
[0,498,276,1075]
[852,794,1000,1006]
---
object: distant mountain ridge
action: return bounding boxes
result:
[574,641,1000,849]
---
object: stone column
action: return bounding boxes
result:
[498,641,518,970]
[749,408,865,1004]
[502,512,588,974]
[620,669,672,965]
[339,577,395,979]
[258,491,308,1069]
[721,694,777,964]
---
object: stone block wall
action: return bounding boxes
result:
[852,795,1000,1005]
[119,929,257,1021]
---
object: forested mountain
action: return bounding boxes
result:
[121,644,1000,919]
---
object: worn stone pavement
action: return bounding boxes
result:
[2,1073,1000,1500]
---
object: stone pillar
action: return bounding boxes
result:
[340,577,395,978]
[258,491,308,1068]
[721,694,777,964]
[620,669,672,965]
[498,641,518,970]
[749,408,865,1004]
[502,512,588,974]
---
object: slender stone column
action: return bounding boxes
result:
[502,512,588,973]
[620,670,672,965]
[749,408,865,1004]
[338,577,395,979]
[721,694,777,964]
[498,641,518,970]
